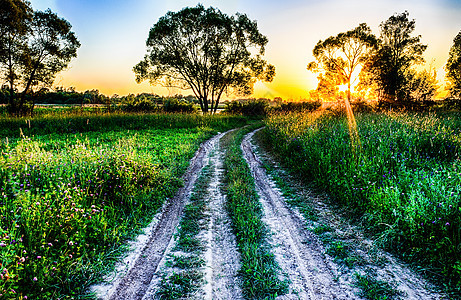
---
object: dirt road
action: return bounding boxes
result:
[92,127,444,300]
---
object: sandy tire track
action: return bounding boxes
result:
[101,131,225,299]
[202,137,243,300]
[246,127,446,300]
[144,130,243,299]
[242,128,361,300]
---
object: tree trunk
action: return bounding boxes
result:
[347,81,351,101]
[202,96,209,114]
[213,99,219,114]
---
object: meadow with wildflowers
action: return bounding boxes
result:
[0,113,246,299]
[263,111,461,295]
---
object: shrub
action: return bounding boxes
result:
[162,98,196,113]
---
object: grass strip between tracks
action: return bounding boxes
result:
[221,124,288,299]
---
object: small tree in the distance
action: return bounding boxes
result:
[307,23,377,102]
[134,5,275,114]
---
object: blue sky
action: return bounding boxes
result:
[29,0,461,99]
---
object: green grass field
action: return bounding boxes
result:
[0,113,246,299]
[263,110,461,295]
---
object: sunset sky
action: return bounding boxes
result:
[29,0,461,100]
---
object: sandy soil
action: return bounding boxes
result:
[242,128,360,299]
[202,144,243,300]
[247,127,446,300]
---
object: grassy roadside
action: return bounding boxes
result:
[264,111,461,297]
[0,113,247,299]
[221,124,288,299]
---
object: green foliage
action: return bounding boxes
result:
[224,99,322,116]
[0,113,246,299]
[363,11,427,104]
[134,4,275,114]
[0,112,248,139]
[163,98,196,113]
[221,124,288,299]
[121,95,159,113]
[307,23,378,100]
[224,99,268,116]
[270,100,322,113]
[446,30,461,99]
[408,68,439,102]
[0,2,80,116]
[264,111,461,295]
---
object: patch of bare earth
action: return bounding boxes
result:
[248,128,447,300]
[91,130,242,300]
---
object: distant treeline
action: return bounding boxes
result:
[0,87,196,105]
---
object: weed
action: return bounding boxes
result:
[313,224,333,234]
[355,272,403,300]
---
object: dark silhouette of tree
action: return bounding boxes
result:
[307,23,377,101]
[446,30,461,98]
[134,4,275,114]
[363,11,427,103]
[0,0,33,112]
[0,1,80,116]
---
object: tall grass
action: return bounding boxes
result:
[0,113,246,299]
[264,111,461,295]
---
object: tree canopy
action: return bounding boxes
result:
[362,11,427,103]
[446,30,461,98]
[307,23,377,101]
[0,0,80,116]
[134,4,275,114]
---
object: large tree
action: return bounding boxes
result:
[446,30,461,98]
[307,23,377,101]
[363,11,427,103]
[134,4,275,114]
[0,0,33,113]
[0,1,80,116]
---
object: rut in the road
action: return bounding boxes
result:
[242,128,360,299]
[244,128,445,300]
[202,144,243,299]
[93,130,242,300]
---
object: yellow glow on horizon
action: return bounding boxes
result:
[338,84,348,92]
